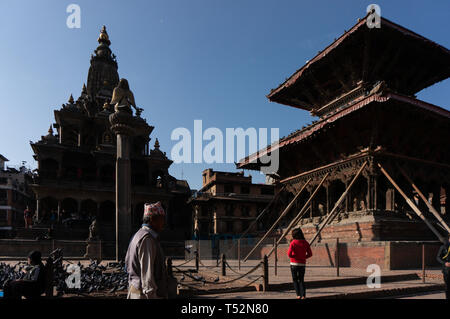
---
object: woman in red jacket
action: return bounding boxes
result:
[287,227,312,299]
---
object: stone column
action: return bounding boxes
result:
[57,200,61,222]
[36,197,40,223]
[77,199,82,217]
[110,110,135,260]
[96,202,101,219]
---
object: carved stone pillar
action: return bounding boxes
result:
[110,110,135,260]
[366,161,378,211]
[57,200,61,222]
[325,182,330,215]
[77,199,82,216]
[35,197,40,222]
[110,107,153,260]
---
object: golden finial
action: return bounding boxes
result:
[48,125,53,135]
[154,138,160,149]
[68,94,74,104]
[98,25,110,45]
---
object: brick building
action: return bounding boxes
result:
[0,154,34,231]
[190,169,275,240]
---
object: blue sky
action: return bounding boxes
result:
[0,0,449,190]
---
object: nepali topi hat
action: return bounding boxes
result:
[144,201,165,218]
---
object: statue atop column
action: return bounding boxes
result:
[111,78,143,116]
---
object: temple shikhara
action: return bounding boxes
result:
[238,16,450,268]
[29,26,191,255]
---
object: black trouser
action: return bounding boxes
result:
[290,265,306,297]
[3,280,41,299]
[444,271,449,300]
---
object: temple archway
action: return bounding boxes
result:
[40,196,58,221]
[81,199,97,220]
[61,198,78,219]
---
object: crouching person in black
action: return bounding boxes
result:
[436,233,450,299]
[3,251,45,299]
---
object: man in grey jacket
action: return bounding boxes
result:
[125,201,168,299]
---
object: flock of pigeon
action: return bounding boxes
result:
[0,261,30,283]
[54,259,129,295]
[0,250,129,297]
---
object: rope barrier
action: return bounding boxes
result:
[224,260,247,276]
[198,259,219,269]
[173,262,261,285]
[173,256,195,267]
[178,275,263,293]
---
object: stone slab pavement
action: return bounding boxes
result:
[196,280,444,299]
[173,259,446,299]
[172,259,444,284]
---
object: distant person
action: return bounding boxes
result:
[24,206,33,229]
[3,251,45,299]
[287,227,312,299]
[49,210,57,225]
[436,233,450,299]
[125,201,168,299]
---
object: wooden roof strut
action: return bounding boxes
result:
[397,165,450,235]
[221,184,287,259]
[310,161,368,245]
[378,163,446,243]
[266,172,330,258]
[243,178,312,262]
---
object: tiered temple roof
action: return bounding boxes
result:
[267,16,450,116]
[238,15,450,173]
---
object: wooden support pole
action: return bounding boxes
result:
[221,253,226,276]
[422,243,426,283]
[310,161,368,245]
[237,185,287,243]
[290,174,330,230]
[378,163,445,243]
[398,165,450,234]
[99,240,102,262]
[244,179,312,262]
[274,237,278,276]
[262,255,269,292]
[220,186,286,265]
[167,257,173,277]
[336,238,340,277]
[237,239,241,271]
[195,250,199,272]
[266,173,330,258]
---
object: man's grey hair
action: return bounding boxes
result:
[143,215,151,224]
[143,214,164,224]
